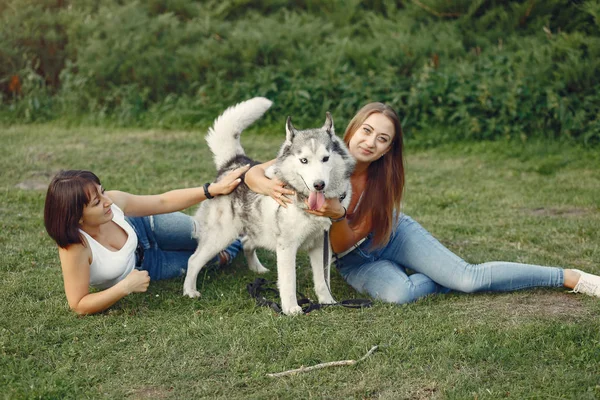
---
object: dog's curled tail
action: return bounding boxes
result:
[206,97,273,170]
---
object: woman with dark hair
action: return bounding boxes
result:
[44,166,249,315]
[246,103,600,303]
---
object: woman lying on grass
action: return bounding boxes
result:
[246,102,600,303]
[44,166,249,315]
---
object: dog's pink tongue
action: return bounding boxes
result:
[308,191,325,210]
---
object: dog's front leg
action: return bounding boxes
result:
[276,243,302,315]
[308,241,336,305]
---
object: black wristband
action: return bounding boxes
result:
[330,206,347,223]
[203,182,215,199]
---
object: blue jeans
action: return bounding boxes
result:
[335,214,564,304]
[125,212,242,281]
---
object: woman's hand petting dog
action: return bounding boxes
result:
[208,164,251,196]
[269,178,295,208]
[246,161,295,208]
[303,197,345,219]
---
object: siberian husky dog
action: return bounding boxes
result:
[183,97,355,315]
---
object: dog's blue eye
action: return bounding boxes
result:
[322,156,329,162]
[300,158,308,164]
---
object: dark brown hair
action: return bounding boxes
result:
[44,170,102,248]
[343,102,405,249]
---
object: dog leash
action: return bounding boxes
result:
[246,278,372,315]
[323,229,372,309]
[323,229,330,286]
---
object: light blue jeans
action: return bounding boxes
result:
[125,212,242,281]
[335,214,564,304]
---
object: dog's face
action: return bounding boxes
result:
[275,113,354,210]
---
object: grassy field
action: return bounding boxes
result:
[1,123,599,399]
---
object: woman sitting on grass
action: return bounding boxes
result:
[44,166,249,315]
[246,102,600,303]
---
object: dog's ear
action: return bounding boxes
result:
[286,116,296,142]
[323,112,334,136]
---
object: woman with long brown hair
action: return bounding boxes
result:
[246,102,600,303]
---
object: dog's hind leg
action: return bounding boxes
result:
[183,232,237,298]
[276,243,303,315]
[308,242,336,305]
[241,236,269,274]
[183,247,217,298]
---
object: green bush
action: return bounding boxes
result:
[0,0,599,144]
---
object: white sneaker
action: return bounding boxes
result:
[571,269,600,297]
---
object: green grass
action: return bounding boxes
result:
[1,123,600,399]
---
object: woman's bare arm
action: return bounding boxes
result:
[59,244,150,315]
[108,165,250,217]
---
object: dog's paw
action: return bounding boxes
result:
[283,305,303,316]
[315,286,336,304]
[317,294,336,305]
[183,287,201,298]
[250,263,269,274]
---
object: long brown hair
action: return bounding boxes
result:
[343,102,404,249]
[44,170,102,249]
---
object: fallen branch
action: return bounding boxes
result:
[267,345,379,378]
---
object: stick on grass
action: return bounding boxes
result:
[267,345,379,378]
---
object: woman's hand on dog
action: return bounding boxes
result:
[304,197,345,219]
[269,178,295,208]
[246,161,295,207]
[208,164,251,196]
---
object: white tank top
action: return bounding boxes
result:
[80,204,138,289]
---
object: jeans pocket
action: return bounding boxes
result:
[355,246,374,260]
[356,234,377,261]
[337,246,375,272]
